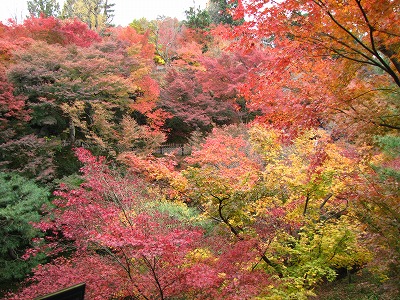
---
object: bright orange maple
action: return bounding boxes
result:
[229,0,400,137]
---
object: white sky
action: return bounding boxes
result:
[0,0,208,26]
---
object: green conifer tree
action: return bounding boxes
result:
[0,173,51,282]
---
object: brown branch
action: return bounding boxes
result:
[377,123,400,130]
[210,193,241,236]
[376,29,400,38]
[355,0,400,86]
[320,193,333,210]
[312,0,400,87]
[344,88,398,103]
[142,255,164,300]
[99,246,150,300]
[321,198,349,222]
[303,193,310,216]
[317,34,380,66]
[210,193,282,276]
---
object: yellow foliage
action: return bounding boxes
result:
[153,54,165,65]
[184,248,216,267]
[249,125,282,163]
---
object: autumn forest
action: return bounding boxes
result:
[0,0,399,299]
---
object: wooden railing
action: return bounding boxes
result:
[61,140,191,156]
[154,143,191,156]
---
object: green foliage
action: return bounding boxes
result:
[184,6,211,29]
[30,102,67,137]
[312,268,398,300]
[286,219,370,275]
[375,135,400,158]
[263,217,372,299]
[54,173,84,190]
[163,116,198,143]
[0,172,50,281]
[235,97,263,123]
[53,147,83,179]
[129,17,153,34]
[145,200,213,231]
[27,0,60,18]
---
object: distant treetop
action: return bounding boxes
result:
[27,0,60,18]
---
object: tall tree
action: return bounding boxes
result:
[151,17,182,65]
[184,5,211,30]
[61,0,115,30]
[229,0,400,137]
[235,0,400,85]
[27,0,60,18]
[207,0,243,25]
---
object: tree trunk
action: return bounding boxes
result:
[69,118,76,146]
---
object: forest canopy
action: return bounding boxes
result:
[0,0,399,299]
